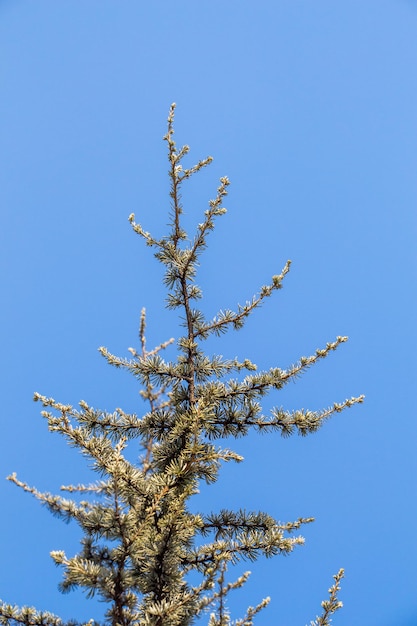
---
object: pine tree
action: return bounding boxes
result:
[0,104,364,626]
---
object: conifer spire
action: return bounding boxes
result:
[0,105,363,626]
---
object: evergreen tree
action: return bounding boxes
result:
[0,105,364,626]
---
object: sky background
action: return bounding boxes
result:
[1,2,416,625]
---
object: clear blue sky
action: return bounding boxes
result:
[1,2,416,625]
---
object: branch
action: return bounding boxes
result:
[0,602,73,626]
[308,569,345,626]
[196,261,291,339]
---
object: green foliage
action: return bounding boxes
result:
[0,105,363,626]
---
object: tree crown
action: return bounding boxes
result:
[0,104,364,626]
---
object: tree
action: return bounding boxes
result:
[0,104,364,626]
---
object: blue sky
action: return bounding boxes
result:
[1,2,416,625]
